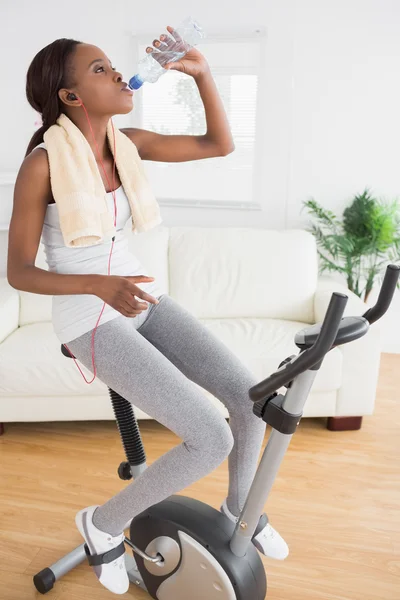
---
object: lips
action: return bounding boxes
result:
[120,83,133,92]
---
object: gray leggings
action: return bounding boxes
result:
[66,293,266,537]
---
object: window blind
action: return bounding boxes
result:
[130,29,266,209]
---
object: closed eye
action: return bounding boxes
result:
[96,66,117,72]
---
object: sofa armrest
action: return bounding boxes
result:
[314,277,371,322]
[0,277,20,344]
[314,277,382,417]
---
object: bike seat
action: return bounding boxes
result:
[60,344,76,359]
[295,315,369,350]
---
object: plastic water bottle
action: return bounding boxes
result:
[128,15,207,90]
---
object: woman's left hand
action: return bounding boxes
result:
[146,25,210,79]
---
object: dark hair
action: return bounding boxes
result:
[25,38,83,158]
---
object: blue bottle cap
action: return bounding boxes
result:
[129,75,144,90]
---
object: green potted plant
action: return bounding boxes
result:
[301,188,400,303]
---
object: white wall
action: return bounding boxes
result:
[1,0,399,351]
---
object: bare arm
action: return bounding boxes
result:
[7,148,103,296]
[9,265,103,296]
[120,69,235,162]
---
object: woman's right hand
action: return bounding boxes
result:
[94,274,159,318]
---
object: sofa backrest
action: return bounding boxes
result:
[167,227,317,323]
[19,226,317,326]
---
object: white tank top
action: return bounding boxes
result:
[35,142,163,344]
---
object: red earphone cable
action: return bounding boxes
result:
[62,100,118,383]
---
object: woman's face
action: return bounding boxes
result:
[61,43,134,115]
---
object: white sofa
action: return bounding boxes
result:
[0,226,382,434]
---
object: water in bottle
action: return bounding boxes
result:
[128,15,207,90]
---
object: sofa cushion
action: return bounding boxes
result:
[0,317,341,401]
[168,227,318,323]
[202,316,342,393]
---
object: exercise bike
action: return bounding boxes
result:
[34,264,400,599]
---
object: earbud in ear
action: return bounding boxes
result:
[68,93,78,101]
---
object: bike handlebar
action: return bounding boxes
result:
[248,292,348,402]
[362,264,400,324]
[249,264,400,403]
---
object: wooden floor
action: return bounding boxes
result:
[0,353,399,600]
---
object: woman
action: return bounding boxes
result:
[10,32,288,594]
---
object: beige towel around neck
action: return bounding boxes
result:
[42,113,163,248]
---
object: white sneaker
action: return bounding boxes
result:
[75,505,130,595]
[220,498,289,560]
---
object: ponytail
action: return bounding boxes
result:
[25,124,51,158]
